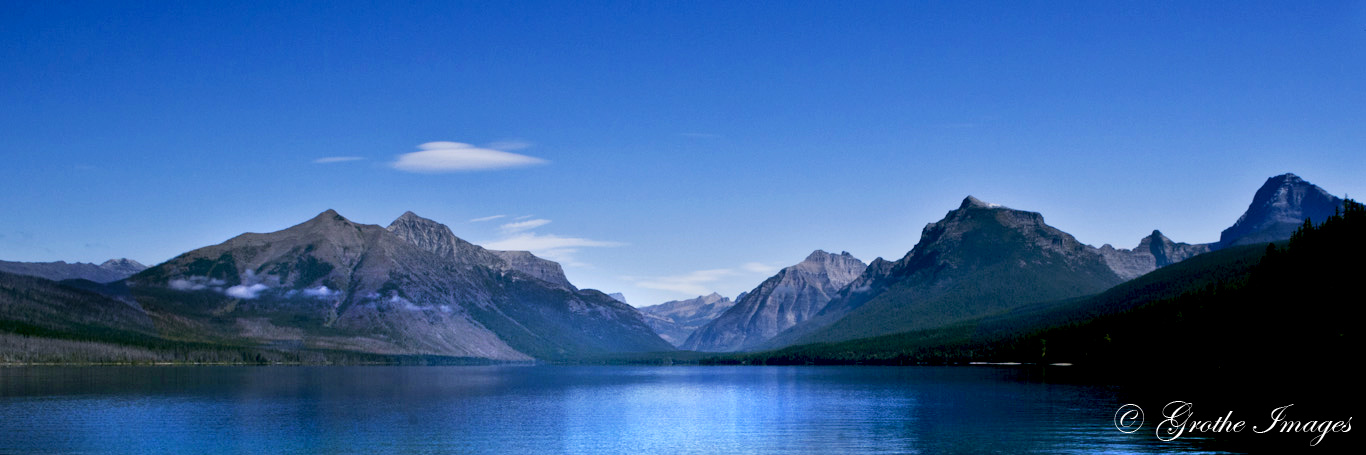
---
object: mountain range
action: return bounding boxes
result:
[6,210,670,362]
[637,293,736,346]
[0,258,146,283]
[0,172,1347,363]
[682,251,866,352]
[688,173,1343,352]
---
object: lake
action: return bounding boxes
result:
[0,365,1243,454]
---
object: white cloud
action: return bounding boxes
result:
[742,262,778,274]
[392,142,547,172]
[500,219,551,233]
[225,283,269,299]
[303,286,337,298]
[625,269,736,296]
[314,156,365,164]
[469,215,507,223]
[169,279,204,291]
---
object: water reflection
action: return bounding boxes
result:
[0,366,1235,454]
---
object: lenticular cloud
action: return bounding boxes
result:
[392,142,547,172]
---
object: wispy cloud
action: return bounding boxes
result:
[625,269,736,296]
[482,233,623,252]
[624,261,781,297]
[313,156,365,164]
[393,142,546,172]
[469,215,507,223]
[742,262,778,274]
[481,232,623,267]
[500,219,551,233]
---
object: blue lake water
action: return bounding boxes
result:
[0,365,1235,454]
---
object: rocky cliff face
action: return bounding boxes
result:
[682,250,866,352]
[128,210,671,360]
[0,258,147,283]
[386,211,577,291]
[1218,173,1344,248]
[637,293,735,347]
[767,197,1124,348]
[490,250,577,291]
[1096,230,1212,280]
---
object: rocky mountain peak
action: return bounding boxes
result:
[314,209,346,222]
[293,209,365,237]
[100,258,146,269]
[791,250,866,286]
[489,250,576,290]
[387,211,444,231]
[1096,229,1211,281]
[385,211,502,266]
[638,293,737,346]
[1218,173,1342,248]
[915,199,1063,263]
[959,195,1003,210]
[681,250,866,352]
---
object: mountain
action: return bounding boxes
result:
[385,211,576,290]
[682,251,865,352]
[638,293,735,347]
[1089,173,1341,280]
[1217,173,1343,248]
[735,198,1364,373]
[489,251,576,291]
[1095,230,1212,280]
[0,258,147,284]
[125,210,670,361]
[764,196,1125,348]
[607,293,628,304]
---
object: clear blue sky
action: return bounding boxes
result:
[3,1,1364,306]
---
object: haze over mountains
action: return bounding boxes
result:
[0,172,1347,362]
[637,293,735,346]
[683,251,866,352]
[0,258,146,284]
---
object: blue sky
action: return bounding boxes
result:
[3,1,1364,306]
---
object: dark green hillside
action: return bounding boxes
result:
[769,198,1124,348]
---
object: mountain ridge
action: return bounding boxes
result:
[682,250,867,352]
[638,292,735,347]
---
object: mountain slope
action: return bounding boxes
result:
[638,293,735,347]
[0,258,147,284]
[682,251,865,352]
[765,197,1124,348]
[1,270,157,341]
